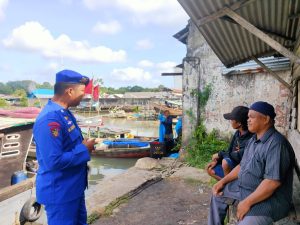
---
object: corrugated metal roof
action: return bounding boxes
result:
[32,89,54,95]
[178,0,300,68]
[222,57,290,75]
[32,89,54,99]
[173,25,189,44]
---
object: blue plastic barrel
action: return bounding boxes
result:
[11,171,28,185]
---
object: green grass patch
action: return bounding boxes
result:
[103,194,130,216]
[87,195,131,224]
[87,213,100,224]
[185,121,229,169]
[208,178,218,187]
[183,177,201,186]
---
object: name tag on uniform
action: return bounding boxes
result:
[68,124,75,132]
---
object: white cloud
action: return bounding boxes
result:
[138,60,154,68]
[136,39,154,50]
[92,20,122,35]
[2,21,127,63]
[48,62,60,70]
[82,0,189,26]
[111,67,152,82]
[0,0,9,21]
[156,61,177,73]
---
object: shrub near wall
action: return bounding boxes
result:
[185,84,229,168]
[186,121,228,168]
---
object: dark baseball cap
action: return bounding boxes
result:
[223,106,249,122]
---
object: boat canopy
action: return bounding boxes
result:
[103,139,149,148]
[0,117,35,130]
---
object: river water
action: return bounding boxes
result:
[87,117,159,185]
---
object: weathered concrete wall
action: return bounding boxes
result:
[182,21,292,143]
[182,59,201,145]
[205,71,291,135]
[288,38,300,168]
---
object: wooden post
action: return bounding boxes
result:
[224,7,300,65]
[0,177,35,202]
[252,57,292,91]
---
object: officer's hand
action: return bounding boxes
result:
[83,138,96,152]
[212,180,225,196]
[237,199,251,221]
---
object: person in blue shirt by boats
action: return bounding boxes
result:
[159,110,174,155]
[206,106,253,181]
[175,116,182,142]
[33,70,96,225]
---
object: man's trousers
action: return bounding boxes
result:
[44,195,87,225]
[208,180,273,225]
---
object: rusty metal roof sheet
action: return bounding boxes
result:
[222,57,290,75]
[178,0,300,68]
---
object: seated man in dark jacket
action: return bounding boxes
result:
[206,106,252,180]
[208,101,295,225]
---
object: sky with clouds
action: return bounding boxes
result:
[0,0,189,88]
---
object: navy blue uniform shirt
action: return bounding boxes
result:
[238,127,295,221]
[33,100,90,204]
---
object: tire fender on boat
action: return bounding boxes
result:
[21,197,42,222]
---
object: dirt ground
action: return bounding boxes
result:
[93,178,212,225]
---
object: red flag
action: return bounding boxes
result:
[93,85,99,100]
[85,79,93,94]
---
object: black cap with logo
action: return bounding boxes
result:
[223,106,249,123]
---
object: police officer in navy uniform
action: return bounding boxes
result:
[33,69,96,225]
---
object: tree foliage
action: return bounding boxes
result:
[36,82,53,89]
[7,80,36,94]
[0,79,169,96]
[0,98,8,107]
[97,85,168,94]
[13,89,27,98]
[0,82,13,95]
[20,97,28,107]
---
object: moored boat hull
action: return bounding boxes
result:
[0,123,33,189]
[0,117,45,224]
[92,146,150,158]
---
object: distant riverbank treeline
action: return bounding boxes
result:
[0,80,168,95]
[0,80,53,95]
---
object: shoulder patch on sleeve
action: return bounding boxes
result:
[48,122,61,137]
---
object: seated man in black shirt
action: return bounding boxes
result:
[206,106,252,180]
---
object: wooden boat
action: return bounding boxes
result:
[0,117,34,189]
[93,138,155,158]
[152,103,182,116]
[92,145,150,158]
[0,107,41,119]
[0,117,45,224]
[81,126,132,139]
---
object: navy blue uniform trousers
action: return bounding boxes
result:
[45,195,87,225]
